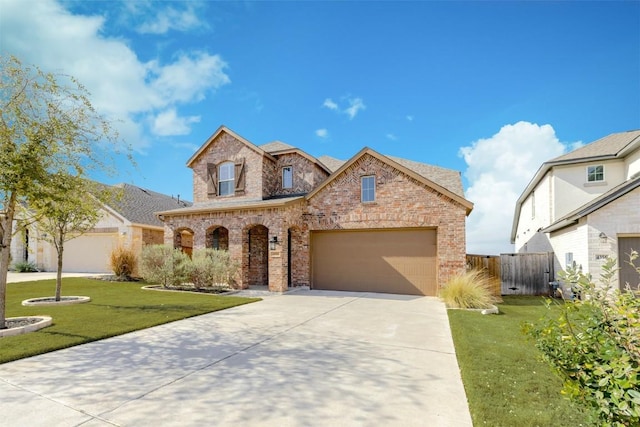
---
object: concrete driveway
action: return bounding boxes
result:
[0,290,472,426]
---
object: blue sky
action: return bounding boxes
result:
[1,0,639,254]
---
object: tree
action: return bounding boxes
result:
[31,176,109,301]
[0,55,125,328]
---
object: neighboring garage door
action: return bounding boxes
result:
[62,234,119,273]
[619,236,640,290]
[311,228,437,295]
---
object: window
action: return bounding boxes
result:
[282,166,293,189]
[361,175,375,202]
[218,162,234,196]
[587,165,604,182]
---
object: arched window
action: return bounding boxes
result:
[218,162,234,196]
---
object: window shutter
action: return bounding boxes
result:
[207,163,217,196]
[234,159,246,193]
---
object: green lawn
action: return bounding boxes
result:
[0,278,259,364]
[448,296,590,427]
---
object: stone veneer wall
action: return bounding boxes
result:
[191,133,265,203]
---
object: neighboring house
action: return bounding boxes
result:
[10,183,190,273]
[511,130,640,289]
[157,125,473,295]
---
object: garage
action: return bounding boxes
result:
[311,228,437,295]
[62,233,119,273]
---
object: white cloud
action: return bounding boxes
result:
[323,98,338,110]
[460,121,571,255]
[152,108,201,136]
[315,128,329,138]
[322,96,366,119]
[0,0,230,151]
[386,133,397,141]
[344,97,366,119]
[134,3,207,35]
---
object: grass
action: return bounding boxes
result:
[439,269,496,309]
[0,278,259,364]
[448,296,590,427]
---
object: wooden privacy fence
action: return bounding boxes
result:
[466,252,555,296]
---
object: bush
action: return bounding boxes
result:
[189,248,240,290]
[139,245,191,288]
[526,256,640,426]
[439,269,495,309]
[12,260,38,272]
[109,246,137,279]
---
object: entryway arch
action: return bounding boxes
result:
[243,224,269,287]
[206,226,229,250]
[174,227,194,257]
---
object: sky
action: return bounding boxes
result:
[0,0,639,255]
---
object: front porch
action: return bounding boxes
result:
[164,206,309,292]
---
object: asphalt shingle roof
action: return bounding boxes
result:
[551,130,640,162]
[106,183,191,227]
[259,141,296,153]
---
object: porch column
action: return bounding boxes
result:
[228,227,248,289]
[268,228,288,292]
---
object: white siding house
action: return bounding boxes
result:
[10,184,190,274]
[512,130,640,289]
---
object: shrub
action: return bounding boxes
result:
[189,248,240,290]
[139,245,191,288]
[12,260,38,272]
[439,269,495,309]
[109,245,137,280]
[526,256,640,426]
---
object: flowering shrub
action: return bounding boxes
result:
[526,255,640,426]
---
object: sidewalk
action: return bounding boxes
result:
[6,272,102,283]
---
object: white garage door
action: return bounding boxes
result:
[62,234,119,273]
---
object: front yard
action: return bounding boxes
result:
[0,278,259,364]
[449,296,590,426]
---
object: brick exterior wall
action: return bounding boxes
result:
[305,153,468,288]
[191,133,265,203]
[164,133,470,294]
[272,153,330,196]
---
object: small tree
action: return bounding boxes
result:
[32,176,107,300]
[140,245,191,288]
[0,56,126,328]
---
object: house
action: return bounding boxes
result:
[511,129,640,289]
[10,183,190,273]
[157,125,473,295]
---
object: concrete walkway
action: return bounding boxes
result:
[0,290,472,427]
[6,272,101,283]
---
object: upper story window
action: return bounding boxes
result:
[218,162,235,196]
[361,175,375,202]
[587,165,604,182]
[282,166,293,189]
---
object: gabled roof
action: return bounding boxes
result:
[511,129,640,242]
[259,141,295,152]
[317,155,345,173]
[259,141,332,174]
[186,125,275,168]
[306,147,473,215]
[105,183,191,228]
[543,175,640,233]
[551,130,640,162]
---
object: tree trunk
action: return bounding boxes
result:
[0,193,17,329]
[55,236,64,302]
